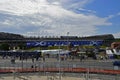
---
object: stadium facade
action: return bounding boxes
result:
[0,32,115,49]
[26,38,103,47]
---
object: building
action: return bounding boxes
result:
[111,42,120,49]
[0,32,115,50]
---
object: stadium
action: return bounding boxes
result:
[0,32,115,49]
[0,32,120,80]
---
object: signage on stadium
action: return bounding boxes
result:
[27,41,47,47]
[90,41,99,46]
[26,40,103,47]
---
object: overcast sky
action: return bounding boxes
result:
[0,0,120,38]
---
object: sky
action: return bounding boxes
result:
[0,0,120,38]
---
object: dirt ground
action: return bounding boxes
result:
[0,73,101,80]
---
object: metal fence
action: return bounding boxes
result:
[0,57,120,80]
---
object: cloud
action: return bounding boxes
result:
[113,32,120,38]
[117,12,120,16]
[0,0,111,37]
[60,0,93,9]
[78,8,96,14]
[107,12,120,19]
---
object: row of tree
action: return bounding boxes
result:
[0,43,26,50]
[0,43,9,50]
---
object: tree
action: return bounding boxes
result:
[18,43,26,50]
[0,43,10,50]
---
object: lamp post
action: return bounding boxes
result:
[58,37,61,80]
[21,52,23,71]
[67,32,69,50]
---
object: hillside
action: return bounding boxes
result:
[0,32,24,40]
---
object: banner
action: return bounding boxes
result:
[26,40,103,47]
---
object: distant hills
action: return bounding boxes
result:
[0,32,24,40]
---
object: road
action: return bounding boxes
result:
[0,57,118,70]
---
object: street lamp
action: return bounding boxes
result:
[67,32,69,50]
[58,37,61,80]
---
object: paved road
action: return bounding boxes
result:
[0,57,119,70]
